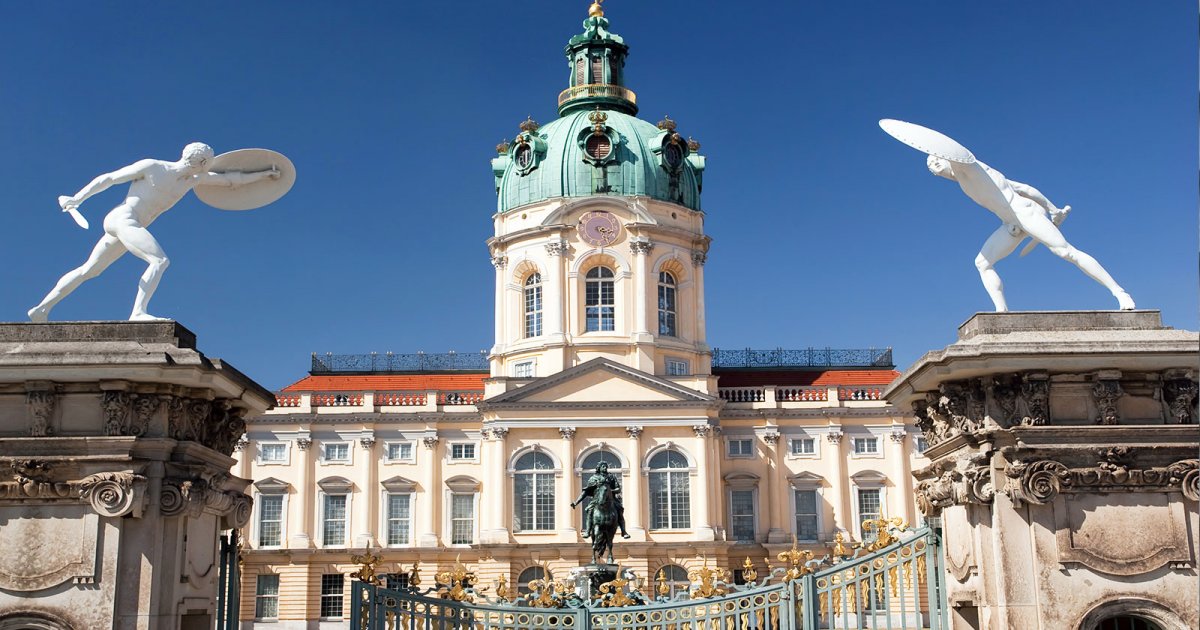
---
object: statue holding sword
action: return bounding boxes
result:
[29,142,294,322]
[880,120,1135,312]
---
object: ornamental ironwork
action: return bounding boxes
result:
[711,347,893,369]
[311,351,489,374]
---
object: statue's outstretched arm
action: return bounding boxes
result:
[199,165,279,188]
[1009,180,1062,214]
[63,159,154,208]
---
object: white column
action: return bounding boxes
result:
[825,428,846,539]
[692,425,715,541]
[354,433,377,547]
[290,436,312,548]
[491,255,507,361]
[545,240,566,341]
[481,427,511,544]
[631,239,653,342]
[558,427,577,538]
[692,250,708,345]
[763,431,787,543]
[625,426,646,540]
[418,435,440,547]
[888,426,912,524]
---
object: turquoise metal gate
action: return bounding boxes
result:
[216,529,241,630]
[351,523,946,630]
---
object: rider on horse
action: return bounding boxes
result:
[571,462,631,540]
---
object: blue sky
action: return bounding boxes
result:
[1,1,1194,390]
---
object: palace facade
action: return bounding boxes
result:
[234,4,923,627]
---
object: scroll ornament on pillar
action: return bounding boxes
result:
[77,472,147,518]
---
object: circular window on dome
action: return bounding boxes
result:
[663,142,684,170]
[515,144,534,169]
[585,134,612,161]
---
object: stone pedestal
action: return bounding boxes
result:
[0,322,273,630]
[568,563,618,600]
[885,311,1199,630]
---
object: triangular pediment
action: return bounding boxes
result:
[480,358,716,409]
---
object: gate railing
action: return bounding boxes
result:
[216,529,241,630]
[351,524,946,630]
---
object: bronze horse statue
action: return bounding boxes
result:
[586,482,619,565]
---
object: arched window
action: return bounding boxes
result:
[517,566,551,595]
[585,267,615,332]
[657,271,677,337]
[1097,617,1162,630]
[649,450,690,529]
[656,564,690,599]
[514,451,556,532]
[524,273,543,337]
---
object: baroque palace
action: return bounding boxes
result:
[235,4,924,627]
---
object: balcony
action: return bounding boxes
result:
[718,384,885,409]
[310,351,488,374]
[271,388,486,414]
[557,83,637,115]
[712,347,893,369]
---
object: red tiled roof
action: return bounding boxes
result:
[282,373,488,392]
[714,369,898,388]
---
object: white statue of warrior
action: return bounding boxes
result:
[29,142,293,322]
[880,120,1135,312]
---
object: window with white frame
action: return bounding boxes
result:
[514,451,556,532]
[585,266,616,332]
[790,438,816,456]
[322,494,348,546]
[729,490,756,542]
[649,449,690,529]
[385,441,414,462]
[320,573,345,619]
[258,442,287,464]
[657,564,690,598]
[853,437,879,455]
[450,442,477,461]
[517,566,550,595]
[665,358,689,376]
[524,272,543,338]
[322,442,350,463]
[914,436,928,454]
[513,360,536,378]
[726,438,753,458]
[857,488,882,540]
[255,574,280,620]
[385,493,412,546]
[794,490,819,541]
[257,494,284,547]
[450,493,475,544]
[657,271,677,337]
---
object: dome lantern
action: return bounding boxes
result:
[558,1,637,116]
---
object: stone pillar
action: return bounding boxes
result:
[692,249,708,345]
[825,427,846,536]
[544,240,566,341]
[763,431,787,543]
[418,435,440,547]
[624,426,646,540]
[291,435,313,548]
[0,322,270,630]
[631,239,653,343]
[887,426,912,524]
[559,427,578,538]
[692,425,716,541]
[355,432,377,547]
[491,255,508,361]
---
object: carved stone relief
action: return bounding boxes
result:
[1004,450,1199,507]
[915,453,994,516]
[1163,378,1198,424]
[26,388,58,437]
[1092,379,1122,425]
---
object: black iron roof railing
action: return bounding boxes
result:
[710,347,893,369]
[311,351,489,374]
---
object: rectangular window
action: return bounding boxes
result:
[524,279,543,337]
[386,442,413,461]
[259,443,287,463]
[513,361,536,378]
[665,358,689,376]
[858,489,882,539]
[257,494,284,547]
[794,490,819,541]
[385,572,410,591]
[322,494,347,546]
[386,494,412,545]
[585,272,615,332]
[730,490,756,542]
[450,443,476,461]
[320,573,345,619]
[727,439,753,457]
[790,438,815,456]
[451,493,475,544]
[255,574,279,620]
[323,442,349,462]
[853,437,879,455]
[650,471,691,529]
[915,436,928,454]
[590,55,604,83]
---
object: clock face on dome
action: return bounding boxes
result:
[579,211,621,247]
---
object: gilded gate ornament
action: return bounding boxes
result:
[350,550,382,586]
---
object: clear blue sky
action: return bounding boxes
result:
[1,1,1194,390]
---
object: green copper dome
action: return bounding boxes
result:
[490,7,705,214]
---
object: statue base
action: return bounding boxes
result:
[568,563,619,600]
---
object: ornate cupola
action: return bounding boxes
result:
[559,1,637,116]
